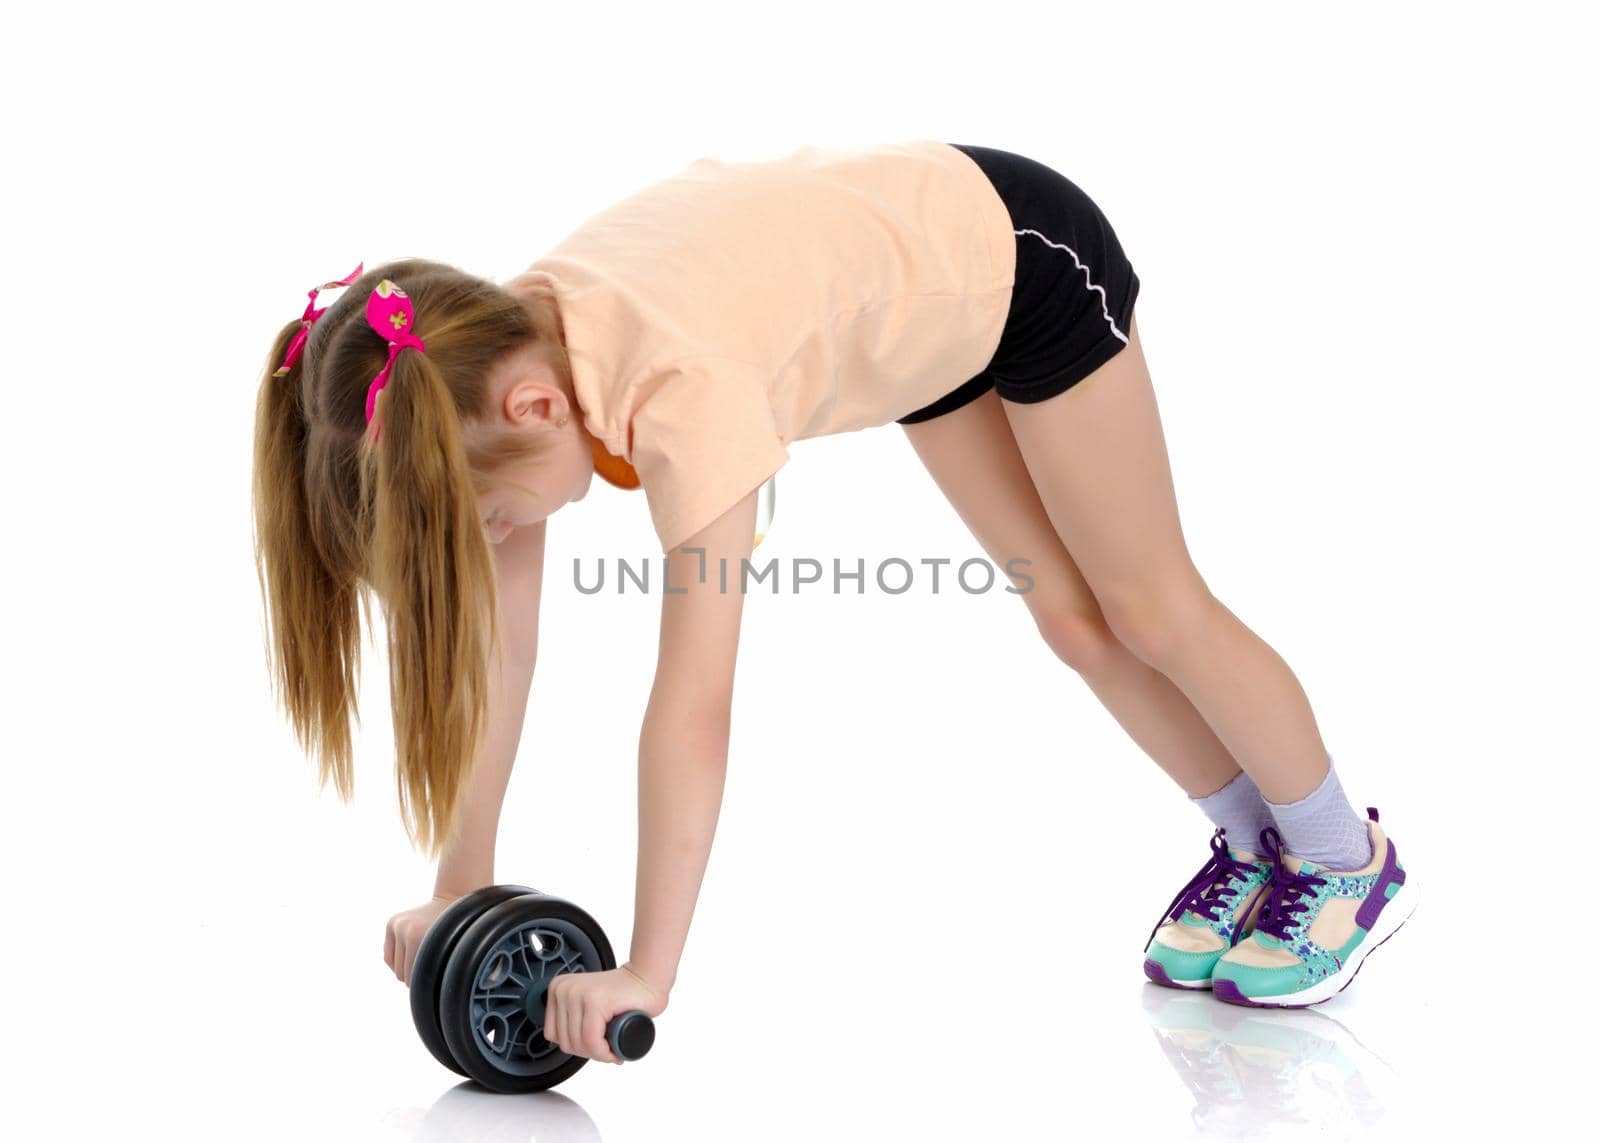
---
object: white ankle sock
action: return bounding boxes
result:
[1265,756,1373,870]
[1190,769,1275,857]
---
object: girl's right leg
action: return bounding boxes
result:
[901,386,1243,800]
[903,387,1285,991]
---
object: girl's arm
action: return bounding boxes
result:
[435,517,548,893]
[543,488,760,1060]
[384,518,546,983]
[630,488,760,990]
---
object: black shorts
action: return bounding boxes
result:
[897,142,1142,424]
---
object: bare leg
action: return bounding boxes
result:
[1001,312,1330,802]
[902,387,1241,797]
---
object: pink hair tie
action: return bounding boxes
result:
[271,261,365,377]
[363,279,428,432]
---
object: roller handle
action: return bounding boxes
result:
[605,1009,656,1061]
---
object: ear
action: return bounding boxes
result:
[503,379,570,429]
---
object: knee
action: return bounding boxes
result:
[1034,606,1123,678]
[1097,580,1219,673]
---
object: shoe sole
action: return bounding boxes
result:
[1212,873,1420,1009]
[1143,958,1212,990]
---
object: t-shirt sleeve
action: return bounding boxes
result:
[626,356,790,553]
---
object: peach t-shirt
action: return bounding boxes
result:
[504,139,1016,552]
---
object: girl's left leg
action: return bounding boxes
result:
[1004,310,1417,1007]
[900,387,1249,801]
[1000,312,1332,806]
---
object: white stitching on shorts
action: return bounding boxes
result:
[1014,227,1129,345]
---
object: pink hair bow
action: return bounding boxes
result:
[363,279,428,428]
[271,262,365,377]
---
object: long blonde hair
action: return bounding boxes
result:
[252,258,569,858]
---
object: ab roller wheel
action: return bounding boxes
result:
[410,884,539,1078]
[409,885,656,1093]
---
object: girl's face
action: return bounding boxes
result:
[474,346,596,545]
[477,438,594,544]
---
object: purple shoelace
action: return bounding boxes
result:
[1251,826,1328,942]
[1145,827,1262,950]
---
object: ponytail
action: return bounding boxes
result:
[359,350,500,859]
[252,322,363,805]
[254,258,557,860]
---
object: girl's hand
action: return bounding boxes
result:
[544,962,668,1063]
[383,894,460,985]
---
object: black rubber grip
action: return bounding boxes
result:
[605,1010,656,1061]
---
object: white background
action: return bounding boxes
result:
[6,2,1596,1140]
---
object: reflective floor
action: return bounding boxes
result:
[16,888,1578,1142]
[1138,987,1400,1139]
[378,990,1406,1141]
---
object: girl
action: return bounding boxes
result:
[252,140,1416,1062]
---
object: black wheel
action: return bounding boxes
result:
[409,884,539,1077]
[439,893,617,1093]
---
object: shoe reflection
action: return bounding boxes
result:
[383,1082,603,1142]
[1142,985,1397,1139]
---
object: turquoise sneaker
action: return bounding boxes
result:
[1212,808,1419,1008]
[1143,827,1273,989]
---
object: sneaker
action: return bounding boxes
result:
[1143,827,1274,989]
[1211,808,1418,1008]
